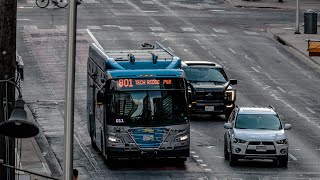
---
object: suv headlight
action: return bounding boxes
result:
[226,90,236,101]
[233,138,246,143]
[276,139,288,144]
[108,135,122,143]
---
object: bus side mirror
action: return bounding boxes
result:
[97,91,104,105]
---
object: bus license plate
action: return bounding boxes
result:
[256,145,267,152]
[205,106,215,112]
[143,135,154,141]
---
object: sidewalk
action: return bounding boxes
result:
[269,24,320,67]
[15,106,54,180]
[225,0,320,10]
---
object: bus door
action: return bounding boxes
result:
[95,91,104,151]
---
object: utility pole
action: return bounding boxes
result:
[0,0,17,179]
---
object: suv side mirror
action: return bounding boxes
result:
[229,79,237,85]
[224,123,232,129]
[284,124,292,130]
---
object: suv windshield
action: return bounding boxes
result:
[183,67,228,83]
[107,90,188,126]
[235,114,282,130]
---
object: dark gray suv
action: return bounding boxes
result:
[182,61,237,118]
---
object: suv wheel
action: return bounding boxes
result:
[229,152,237,166]
[278,155,288,167]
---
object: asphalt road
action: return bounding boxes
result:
[16,0,320,179]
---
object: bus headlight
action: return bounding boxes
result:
[226,90,236,101]
[108,135,121,143]
[175,133,189,141]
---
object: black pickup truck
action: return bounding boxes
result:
[182,61,237,118]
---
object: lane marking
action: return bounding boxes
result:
[111,0,125,3]
[141,10,158,13]
[190,151,196,154]
[306,107,316,114]
[86,29,103,49]
[149,27,164,32]
[197,159,203,162]
[212,28,227,33]
[209,9,225,12]
[200,164,208,167]
[245,54,255,62]
[244,31,259,36]
[102,25,119,28]
[191,129,203,136]
[228,48,236,54]
[192,155,199,158]
[119,26,133,31]
[181,27,196,32]
[167,47,175,52]
[204,169,212,171]
[17,19,30,21]
[194,39,201,45]
[276,86,286,93]
[288,153,298,161]
[210,33,218,37]
[251,67,260,73]
[87,25,101,30]
[18,6,34,8]
[141,1,155,5]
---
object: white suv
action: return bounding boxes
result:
[224,106,292,167]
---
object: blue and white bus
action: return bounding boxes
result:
[87,42,190,163]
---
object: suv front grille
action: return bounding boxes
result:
[196,91,225,102]
[245,149,276,154]
[248,141,274,145]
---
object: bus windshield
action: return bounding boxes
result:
[107,90,188,127]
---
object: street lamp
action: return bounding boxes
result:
[0,79,39,138]
[295,0,301,34]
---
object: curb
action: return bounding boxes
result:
[268,28,320,67]
[26,104,63,178]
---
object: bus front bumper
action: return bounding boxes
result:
[106,146,190,159]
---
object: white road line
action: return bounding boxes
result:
[111,0,125,3]
[192,155,199,158]
[181,27,196,32]
[167,47,175,52]
[204,169,212,171]
[149,27,164,32]
[245,54,254,62]
[194,39,202,45]
[17,19,30,21]
[86,29,103,49]
[102,25,119,28]
[251,67,260,73]
[212,28,227,33]
[197,159,203,162]
[289,149,301,151]
[306,107,316,114]
[210,33,218,37]
[209,9,225,12]
[141,10,158,13]
[119,26,133,31]
[288,153,298,161]
[191,129,203,136]
[87,25,101,30]
[18,6,33,8]
[277,86,286,93]
[141,1,155,4]
[200,164,208,167]
[228,48,236,54]
[190,151,196,154]
[244,31,259,36]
